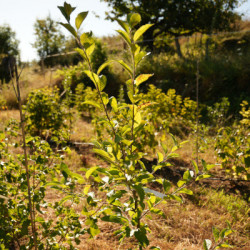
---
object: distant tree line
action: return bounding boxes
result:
[0,0,246,83]
[102,0,244,57]
[0,25,19,83]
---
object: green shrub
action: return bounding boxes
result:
[215,101,250,180]
[139,84,197,137]
[58,4,213,249]
[24,87,66,138]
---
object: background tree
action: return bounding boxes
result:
[102,0,243,57]
[33,16,66,67]
[0,24,19,83]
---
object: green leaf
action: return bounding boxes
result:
[212,227,220,242]
[59,23,77,37]
[101,93,109,105]
[101,215,127,225]
[71,172,85,184]
[58,3,76,22]
[170,133,178,146]
[58,6,69,22]
[178,188,193,195]
[84,70,100,88]
[59,194,74,205]
[183,170,191,180]
[134,185,145,202]
[135,74,153,86]
[152,165,162,173]
[97,60,113,75]
[224,229,233,237]
[93,149,116,164]
[86,166,98,179]
[177,180,186,188]
[150,247,161,250]
[135,51,147,66]
[217,243,233,248]
[202,159,208,172]
[195,174,211,181]
[99,75,107,91]
[167,153,179,159]
[86,43,95,57]
[89,226,100,237]
[115,18,130,33]
[80,32,93,44]
[64,2,76,17]
[75,48,87,60]
[45,181,66,188]
[116,29,131,45]
[157,152,164,163]
[108,190,127,203]
[167,195,182,203]
[83,185,91,195]
[134,24,154,42]
[117,60,133,76]
[83,100,101,109]
[134,228,149,247]
[134,111,142,127]
[75,11,88,30]
[220,228,233,239]
[110,96,118,112]
[150,208,165,217]
[127,13,141,28]
[163,180,171,193]
[192,160,199,175]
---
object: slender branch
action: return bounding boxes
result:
[196,59,200,169]
[14,63,38,249]
[130,33,136,153]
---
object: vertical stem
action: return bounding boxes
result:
[130,34,136,152]
[14,64,37,249]
[196,60,199,169]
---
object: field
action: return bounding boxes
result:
[0,5,250,250]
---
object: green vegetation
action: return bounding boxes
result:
[0,1,249,250]
[0,24,19,83]
[102,0,242,54]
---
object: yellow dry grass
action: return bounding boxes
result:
[1,65,61,108]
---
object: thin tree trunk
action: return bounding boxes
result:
[175,36,183,58]
[205,35,211,60]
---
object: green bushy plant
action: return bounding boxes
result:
[23,87,67,139]
[139,84,197,137]
[58,3,213,249]
[0,121,87,248]
[215,101,250,180]
[206,97,230,129]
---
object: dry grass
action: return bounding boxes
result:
[1,65,249,249]
[59,126,249,249]
[2,110,249,249]
[1,65,61,108]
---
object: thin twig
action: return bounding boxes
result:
[14,62,38,249]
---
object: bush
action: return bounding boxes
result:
[24,87,66,138]
[215,101,250,180]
